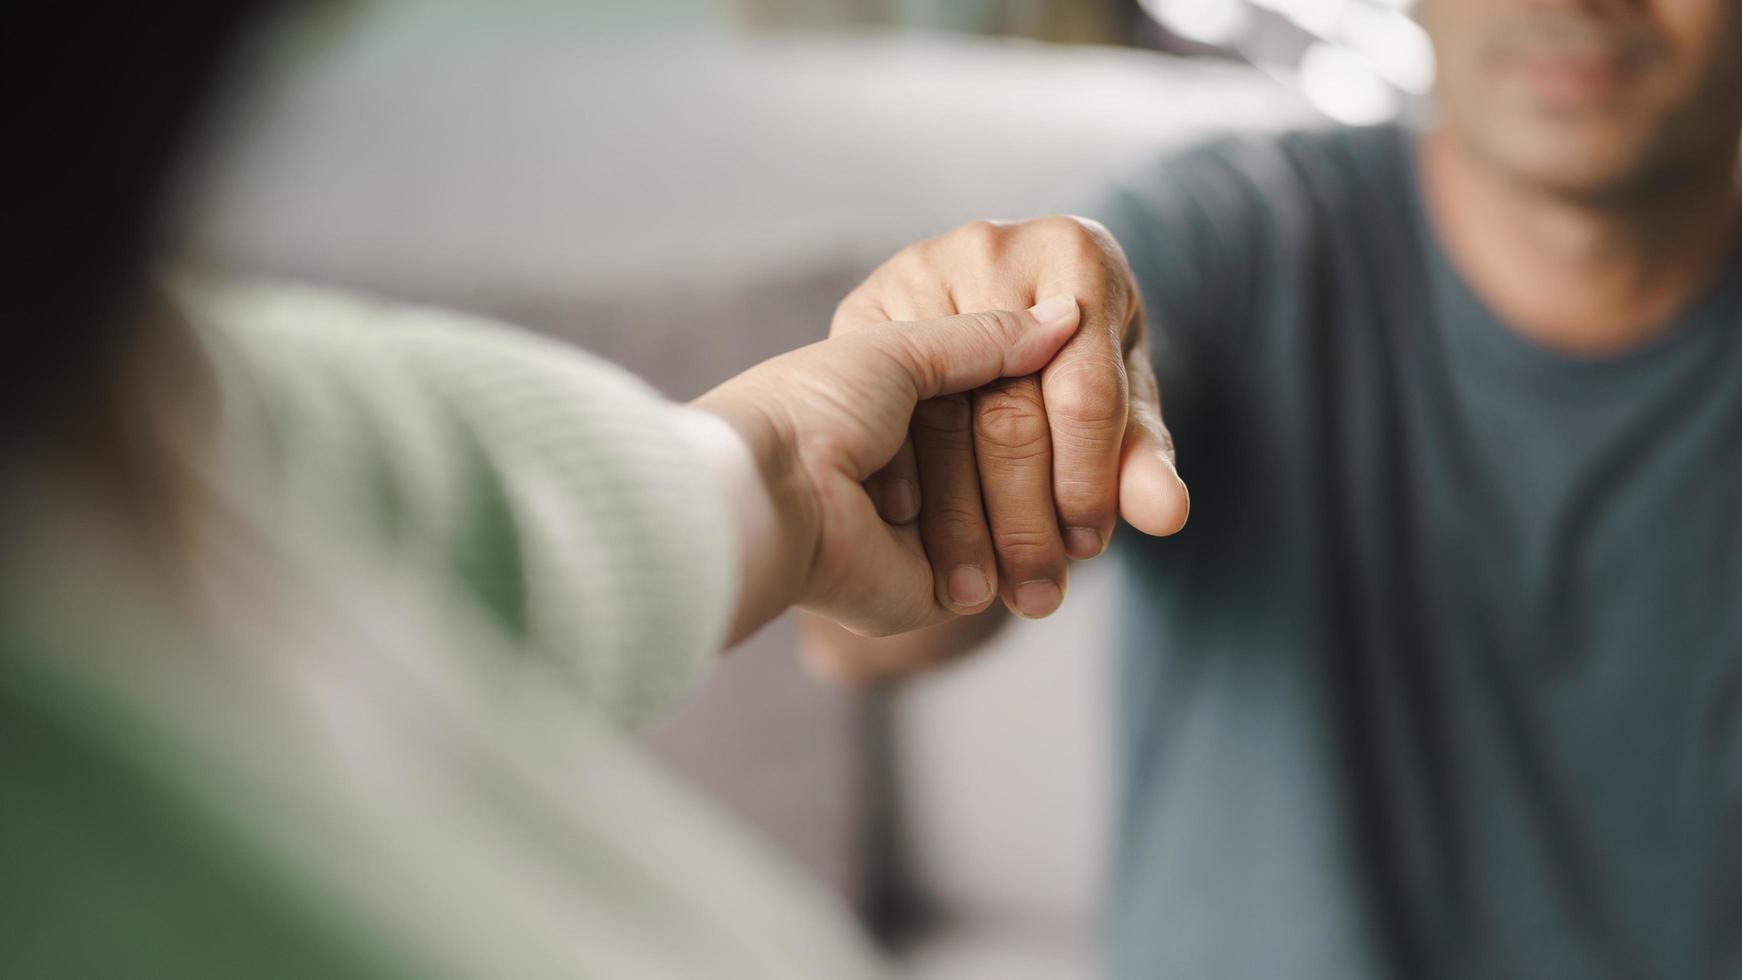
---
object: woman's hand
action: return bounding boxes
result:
[692,296,1082,642]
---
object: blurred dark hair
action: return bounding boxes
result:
[6,5,267,447]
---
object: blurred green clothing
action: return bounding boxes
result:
[0,282,880,979]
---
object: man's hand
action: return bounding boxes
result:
[695,298,1085,640]
[831,217,1189,625]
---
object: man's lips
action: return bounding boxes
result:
[1517,52,1628,107]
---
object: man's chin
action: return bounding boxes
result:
[1478,122,1664,202]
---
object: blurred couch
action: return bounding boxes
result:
[179,8,1308,976]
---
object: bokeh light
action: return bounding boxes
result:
[1141,0,1434,122]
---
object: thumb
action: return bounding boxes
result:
[1119,419,1189,536]
[865,295,1082,402]
[1117,342,1188,536]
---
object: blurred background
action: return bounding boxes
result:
[171,2,1423,976]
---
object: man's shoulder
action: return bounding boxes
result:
[1082,123,1422,362]
[1147,123,1410,204]
[1086,123,1415,266]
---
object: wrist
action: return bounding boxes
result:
[681,395,820,645]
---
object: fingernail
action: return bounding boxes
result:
[1028,294,1077,327]
[948,566,991,607]
[1014,580,1063,619]
[1064,527,1103,560]
[881,479,918,523]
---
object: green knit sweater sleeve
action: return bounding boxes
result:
[185,281,738,729]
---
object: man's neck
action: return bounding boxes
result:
[1419,130,1742,357]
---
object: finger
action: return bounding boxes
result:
[1033,220,1135,560]
[912,393,998,614]
[1119,340,1190,536]
[844,280,949,528]
[805,469,953,636]
[899,287,996,620]
[860,295,1082,404]
[973,376,1068,619]
[870,437,921,525]
[917,282,1071,620]
[922,276,1038,617]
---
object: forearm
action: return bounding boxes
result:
[199,281,745,727]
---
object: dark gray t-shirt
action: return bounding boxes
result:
[1084,124,1742,980]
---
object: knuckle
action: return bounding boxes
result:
[950,219,1008,261]
[991,524,1061,565]
[974,386,1049,452]
[979,438,1051,467]
[922,504,991,546]
[1052,476,1116,519]
[1046,358,1128,429]
[1050,420,1123,460]
[1032,215,1101,258]
[1067,214,1118,248]
[1033,213,1092,238]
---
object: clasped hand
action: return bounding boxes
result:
[696,216,1189,643]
